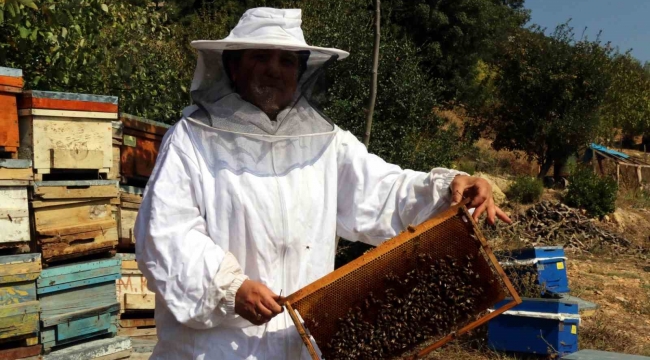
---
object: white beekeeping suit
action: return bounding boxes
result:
[135,7,465,359]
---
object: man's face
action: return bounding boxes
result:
[229,49,301,119]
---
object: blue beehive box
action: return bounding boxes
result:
[37,258,122,353]
[488,298,580,357]
[502,246,570,295]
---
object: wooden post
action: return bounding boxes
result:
[362,0,380,148]
[597,155,605,175]
[616,164,620,186]
[638,166,643,190]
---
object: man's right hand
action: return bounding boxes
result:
[234,279,283,325]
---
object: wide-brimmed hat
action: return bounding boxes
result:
[190,7,349,60]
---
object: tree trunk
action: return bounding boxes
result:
[553,157,568,182]
[538,158,553,178]
[363,0,381,147]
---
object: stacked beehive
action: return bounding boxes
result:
[118,113,170,188]
[114,114,169,354]
[0,66,22,159]
[115,253,156,356]
[19,91,120,264]
[0,66,33,256]
[0,254,42,359]
[38,258,122,353]
[15,89,128,357]
[116,114,170,251]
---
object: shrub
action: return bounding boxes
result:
[564,167,618,217]
[507,176,544,204]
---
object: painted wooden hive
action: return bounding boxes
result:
[0,159,32,252]
[17,91,118,181]
[115,253,155,314]
[42,336,132,360]
[119,113,169,185]
[0,67,23,158]
[117,186,143,249]
[30,180,120,263]
[115,253,156,341]
[37,257,122,353]
[0,253,42,359]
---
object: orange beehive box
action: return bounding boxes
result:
[0,67,23,158]
[18,91,118,181]
[119,113,170,185]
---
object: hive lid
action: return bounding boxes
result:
[0,67,22,77]
[499,246,566,261]
[0,253,41,265]
[494,297,579,315]
[20,90,118,113]
[0,66,23,90]
[120,113,171,135]
[0,159,33,169]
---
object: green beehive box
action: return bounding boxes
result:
[0,254,42,358]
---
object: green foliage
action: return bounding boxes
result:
[384,0,530,102]
[0,0,193,122]
[479,24,615,177]
[507,176,544,204]
[295,0,470,170]
[565,167,618,217]
[599,53,650,144]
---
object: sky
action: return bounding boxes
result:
[525,0,650,63]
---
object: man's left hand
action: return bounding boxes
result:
[450,175,512,225]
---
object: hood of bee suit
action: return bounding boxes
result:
[183,7,349,137]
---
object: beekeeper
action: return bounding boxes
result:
[135,7,510,360]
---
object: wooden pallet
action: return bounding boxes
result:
[17,105,116,177]
[0,67,22,161]
[0,254,42,360]
[42,335,131,360]
[31,180,119,263]
[38,258,121,353]
[117,187,142,249]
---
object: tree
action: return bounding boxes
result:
[297,0,466,170]
[481,24,614,179]
[600,53,650,148]
[384,0,529,103]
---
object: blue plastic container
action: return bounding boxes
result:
[505,246,570,294]
[488,298,579,357]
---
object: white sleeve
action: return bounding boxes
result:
[336,131,466,246]
[135,134,248,330]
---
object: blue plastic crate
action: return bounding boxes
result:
[503,246,570,294]
[488,298,580,357]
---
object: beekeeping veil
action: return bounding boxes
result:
[181,7,349,176]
